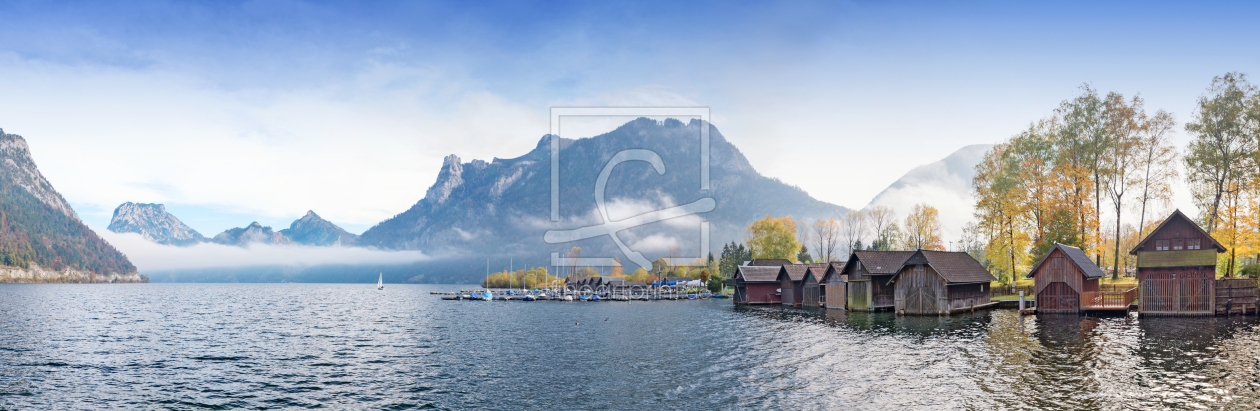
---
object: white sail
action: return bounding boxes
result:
[377,273,384,290]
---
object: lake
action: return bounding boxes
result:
[2,283,1260,410]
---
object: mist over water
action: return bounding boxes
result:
[2,283,1259,409]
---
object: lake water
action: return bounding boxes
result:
[2,284,1260,410]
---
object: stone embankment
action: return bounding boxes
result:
[0,264,147,283]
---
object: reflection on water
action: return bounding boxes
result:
[2,284,1259,409]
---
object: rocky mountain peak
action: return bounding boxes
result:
[423,154,465,205]
[107,202,206,246]
[0,131,80,222]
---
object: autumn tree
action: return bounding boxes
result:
[903,203,943,251]
[974,144,1031,289]
[865,206,897,251]
[1103,92,1145,279]
[745,215,801,262]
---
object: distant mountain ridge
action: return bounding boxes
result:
[0,129,143,282]
[213,222,293,246]
[359,118,853,268]
[108,202,206,246]
[280,211,358,246]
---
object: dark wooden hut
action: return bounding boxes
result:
[1025,243,1109,313]
[802,266,828,308]
[778,263,827,307]
[1129,210,1226,316]
[841,251,915,311]
[890,250,996,315]
[820,262,847,309]
[733,266,781,305]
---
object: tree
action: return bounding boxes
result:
[1134,109,1179,238]
[1057,85,1109,258]
[610,256,624,277]
[796,245,813,263]
[577,267,600,277]
[903,203,944,250]
[810,218,841,262]
[840,211,868,256]
[1185,72,1259,234]
[718,241,751,277]
[866,206,897,252]
[872,222,901,251]
[745,215,801,262]
[566,246,582,277]
[1103,92,1145,279]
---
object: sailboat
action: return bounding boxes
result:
[377,273,384,290]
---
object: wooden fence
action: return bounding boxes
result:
[1216,278,1259,315]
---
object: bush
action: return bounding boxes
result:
[1239,264,1260,279]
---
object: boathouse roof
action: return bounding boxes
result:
[778,263,829,282]
[845,251,916,275]
[805,266,828,283]
[1128,209,1226,254]
[1026,243,1105,279]
[896,250,996,284]
[736,266,780,283]
[747,259,792,267]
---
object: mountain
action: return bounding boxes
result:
[0,129,144,283]
[108,202,207,246]
[865,144,993,242]
[279,210,358,246]
[359,118,852,269]
[213,222,294,246]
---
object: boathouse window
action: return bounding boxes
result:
[914,265,924,275]
[1172,239,1184,250]
[1187,238,1201,250]
[1155,240,1170,251]
[856,261,862,271]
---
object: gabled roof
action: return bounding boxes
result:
[747,259,792,267]
[735,266,780,283]
[777,263,828,282]
[892,250,996,284]
[805,266,828,283]
[1025,243,1105,279]
[1128,209,1226,254]
[843,251,916,275]
[820,261,847,282]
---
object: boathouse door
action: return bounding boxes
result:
[1038,282,1079,313]
[1141,272,1214,315]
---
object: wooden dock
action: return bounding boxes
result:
[1081,288,1137,311]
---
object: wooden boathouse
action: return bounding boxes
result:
[1130,210,1228,316]
[820,262,847,309]
[841,251,915,311]
[778,264,827,307]
[1025,243,1131,313]
[733,266,782,305]
[890,250,996,315]
[802,266,828,308]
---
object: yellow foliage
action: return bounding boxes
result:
[745,215,800,263]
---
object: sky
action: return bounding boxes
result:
[0,0,1257,239]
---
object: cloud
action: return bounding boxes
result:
[628,234,680,253]
[0,53,547,234]
[97,226,428,272]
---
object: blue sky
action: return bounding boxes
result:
[0,0,1257,236]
